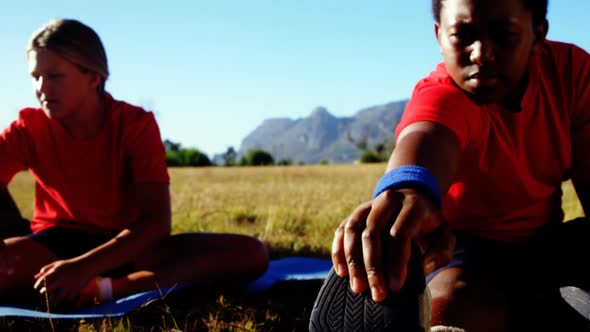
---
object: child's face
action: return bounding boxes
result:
[435,0,545,104]
[28,48,100,123]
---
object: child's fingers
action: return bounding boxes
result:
[386,237,411,292]
[343,203,372,294]
[363,193,403,302]
[331,217,349,277]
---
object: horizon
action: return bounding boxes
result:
[2,1,589,157]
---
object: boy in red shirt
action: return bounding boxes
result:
[311,0,590,331]
[0,19,269,308]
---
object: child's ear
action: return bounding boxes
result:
[434,22,443,54]
[531,19,549,54]
[87,71,102,91]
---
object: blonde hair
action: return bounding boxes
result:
[27,19,109,95]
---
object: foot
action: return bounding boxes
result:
[75,277,113,308]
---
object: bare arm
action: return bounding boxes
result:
[35,182,171,303]
[74,182,172,275]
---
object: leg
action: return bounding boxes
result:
[543,218,590,329]
[429,229,590,332]
[428,267,510,332]
[108,233,269,299]
[555,218,590,289]
[0,187,31,238]
[0,236,59,303]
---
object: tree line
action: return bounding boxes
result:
[163,131,394,167]
[163,139,283,167]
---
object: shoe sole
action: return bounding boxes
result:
[309,245,427,331]
[560,286,590,321]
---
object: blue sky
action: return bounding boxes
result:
[2,1,589,157]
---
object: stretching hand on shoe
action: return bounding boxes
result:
[331,121,461,303]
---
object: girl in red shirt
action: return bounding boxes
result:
[311,0,590,331]
[0,19,268,309]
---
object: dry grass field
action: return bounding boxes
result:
[4,164,585,331]
[9,164,387,259]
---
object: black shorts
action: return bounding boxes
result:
[426,217,590,289]
[424,218,590,330]
[28,227,134,277]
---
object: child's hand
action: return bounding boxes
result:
[331,188,454,302]
[33,259,95,306]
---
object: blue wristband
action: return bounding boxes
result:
[372,165,442,208]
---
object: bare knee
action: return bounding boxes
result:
[227,234,269,277]
[0,237,58,296]
[428,268,509,332]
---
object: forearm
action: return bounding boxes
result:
[71,216,170,277]
[67,183,172,276]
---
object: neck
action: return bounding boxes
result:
[61,94,106,140]
[501,71,529,113]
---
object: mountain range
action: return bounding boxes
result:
[238,99,408,164]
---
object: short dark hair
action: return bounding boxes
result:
[432,0,548,26]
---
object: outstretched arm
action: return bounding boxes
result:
[73,182,171,271]
[332,120,461,302]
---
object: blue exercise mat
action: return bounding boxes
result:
[0,257,332,319]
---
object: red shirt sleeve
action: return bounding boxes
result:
[0,113,33,186]
[122,111,170,184]
[567,44,590,179]
[396,65,483,152]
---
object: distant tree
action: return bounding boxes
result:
[180,149,212,167]
[319,159,329,165]
[163,139,182,152]
[360,150,385,163]
[347,126,396,164]
[165,145,211,167]
[277,158,293,166]
[375,143,386,156]
[165,150,182,166]
[240,149,274,166]
[222,146,238,166]
[347,127,369,150]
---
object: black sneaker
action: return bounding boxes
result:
[309,244,428,331]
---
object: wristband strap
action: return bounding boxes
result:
[372,165,442,208]
[97,277,113,302]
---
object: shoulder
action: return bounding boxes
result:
[17,107,46,121]
[534,40,590,76]
[11,107,49,130]
[105,93,161,140]
[398,63,483,150]
[411,63,475,105]
[106,93,156,126]
[104,93,164,150]
[532,40,590,110]
[540,40,589,61]
[407,63,479,114]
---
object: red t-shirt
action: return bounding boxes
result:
[0,94,170,233]
[397,40,590,242]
